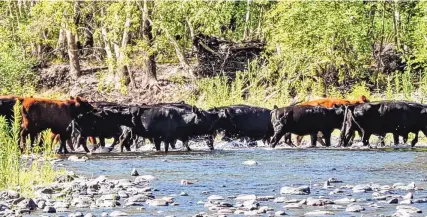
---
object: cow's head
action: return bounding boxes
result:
[190,106,222,132]
[359,95,369,103]
[73,96,94,115]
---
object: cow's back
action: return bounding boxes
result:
[22,98,74,133]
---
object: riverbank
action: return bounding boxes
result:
[2,148,427,217]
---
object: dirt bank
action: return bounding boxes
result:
[36,62,195,104]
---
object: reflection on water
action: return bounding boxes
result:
[39,148,427,216]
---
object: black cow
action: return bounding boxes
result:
[340,101,427,147]
[131,105,220,152]
[68,106,135,152]
[0,97,17,131]
[270,105,346,147]
[208,105,274,145]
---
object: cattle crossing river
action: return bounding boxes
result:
[27,144,427,217]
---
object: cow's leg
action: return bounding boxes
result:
[283,133,294,146]
[207,135,214,150]
[317,131,326,146]
[110,137,118,148]
[271,130,286,148]
[79,137,90,153]
[403,134,409,144]
[296,135,303,146]
[66,139,75,152]
[392,132,400,146]
[20,129,29,152]
[99,137,106,148]
[309,134,317,147]
[59,137,69,154]
[164,139,169,153]
[322,132,331,147]
[153,138,161,151]
[411,132,419,147]
[29,133,37,148]
[362,133,371,147]
[183,138,192,151]
[170,139,177,149]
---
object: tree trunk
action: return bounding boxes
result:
[376,1,386,82]
[393,0,400,49]
[163,27,194,77]
[142,0,158,89]
[66,29,81,78]
[243,0,251,40]
[57,28,67,60]
[101,8,114,75]
[117,1,131,86]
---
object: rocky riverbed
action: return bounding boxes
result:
[2,145,427,216]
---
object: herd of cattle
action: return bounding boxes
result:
[0,94,426,154]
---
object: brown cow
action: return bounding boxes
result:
[20,96,93,153]
[287,95,369,146]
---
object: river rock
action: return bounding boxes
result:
[208,195,224,201]
[399,199,413,205]
[352,184,372,193]
[180,192,188,196]
[100,194,119,201]
[43,206,56,213]
[396,205,422,213]
[386,198,399,204]
[68,155,86,162]
[148,199,168,206]
[110,210,128,216]
[218,209,233,214]
[346,204,365,212]
[304,210,334,216]
[334,198,356,204]
[127,195,148,203]
[130,168,139,176]
[242,160,258,166]
[275,211,286,216]
[0,190,20,200]
[236,194,257,201]
[72,211,84,217]
[16,199,37,210]
[84,213,94,217]
[274,197,287,203]
[306,198,333,206]
[257,195,275,201]
[280,186,310,195]
[243,200,259,210]
[328,178,342,183]
[323,181,332,189]
[403,192,413,200]
[134,175,156,183]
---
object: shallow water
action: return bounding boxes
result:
[30,147,427,217]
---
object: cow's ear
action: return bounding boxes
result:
[212,107,218,112]
[179,100,185,104]
[422,108,427,114]
[192,106,201,114]
[333,104,340,109]
[75,96,83,103]
[273,105,278,110]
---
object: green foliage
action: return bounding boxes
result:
[0,101,60,197]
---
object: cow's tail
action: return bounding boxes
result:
[338,106,350,147]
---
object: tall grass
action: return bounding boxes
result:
[0,102,61,197]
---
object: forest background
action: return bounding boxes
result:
[1,0,427,109]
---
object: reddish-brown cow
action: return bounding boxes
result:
[20,97,93,153]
